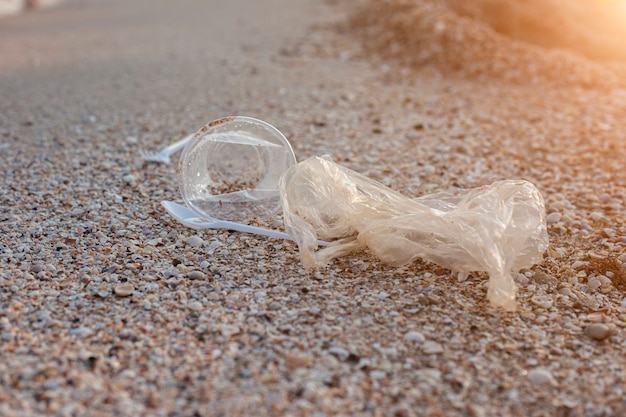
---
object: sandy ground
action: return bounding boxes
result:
[2,0,626,416]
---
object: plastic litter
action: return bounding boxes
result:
[177,116,297,223]
[279,155,549,311]
[165,116,329,246]
[163,116,548,310]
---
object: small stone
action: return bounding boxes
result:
[328,347,350,361]
[421,341,443,354]
[114,283,134,297]
[599,285,613,294]
[122,174,137,184]
[207,292,221,301]
[590,212,604,221]
[531,295,553,309]
[467,404,486,417]
[187,301,203,311]
[533,271,555,285]
[220,324,240,338]
[69,327,93,337]
[546,212,561,224]
[284,353,312,368]
[369,370,386,380]
[457,271,470,282]
[186,236,204,248]
[206,241,222,254]
[30,264,44,273]
[587,277,601,291]
[37,271,51,281]
[558,287,572,296]
[586,312,605,323]
[527,367,556,386]
[187,270,206,280]
[268,301,282,311]
[515,273,529,286]
[403,331,425,344]
[584,323,611,341]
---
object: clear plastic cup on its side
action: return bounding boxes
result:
[177,116,297,223]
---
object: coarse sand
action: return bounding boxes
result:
[2,0,626,416]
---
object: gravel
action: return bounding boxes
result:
[113,283,134,297]
[185,236,204,248]
[527,367,557,386]
[584,323,612,341]
[2,0,626,416]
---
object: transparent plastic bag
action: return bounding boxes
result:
[279,156,549,311]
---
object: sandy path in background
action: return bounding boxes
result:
[2,0,626,416]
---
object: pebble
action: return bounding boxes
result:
[268,301,282,311]
[558,287,572,296]
[586,312,605,323]
[114,283,134,297]
[590,212,604,222]
[186,236,204,248]
[220,324,240,338]
[533,271,555,285]
[546,212,561,224]
[403,331,425,344]
[515,273,529,286]
[421,341,443,354]
[369,370,386,380]
[206,292,220,301]
[531,295,553,309]
[187,301,203,311]
[284,353,313,368]
[328,347,350,361]
[527,367,557,386]
[187,270,206,280]
[587,277,601,291]
[69,327,93,337]
[584,323,611,341]
[122,174,137,184]
[206,241,222,254]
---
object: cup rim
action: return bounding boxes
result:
[176,116,297,221]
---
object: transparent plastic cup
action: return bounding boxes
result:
[177,116,297,223]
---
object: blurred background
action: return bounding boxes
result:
[445,0,626,63]
[4,0,625,64]
[0,0,63,16]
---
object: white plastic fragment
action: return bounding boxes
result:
[279,156,549,311]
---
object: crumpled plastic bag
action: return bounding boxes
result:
[279,156,549,311]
